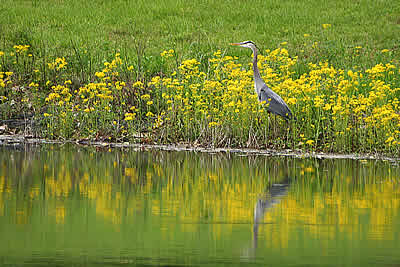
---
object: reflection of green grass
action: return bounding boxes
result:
[1,147,400,265]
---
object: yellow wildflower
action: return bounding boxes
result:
[322,24,331,29]
[385,136,394,143]
[141,94,151,100]
[95,72,105,79]
[306,140,314,145]
[124,113,136,121]
[133,81,144,88]
[13,45,30,53]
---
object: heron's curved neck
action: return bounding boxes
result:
[251,47,263,89]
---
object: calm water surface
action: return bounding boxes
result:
[0,145,400,266]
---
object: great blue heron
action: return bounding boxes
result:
[231,41,293,121]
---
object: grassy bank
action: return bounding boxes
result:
[0,0,400,154]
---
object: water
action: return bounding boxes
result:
[0,145,399,266]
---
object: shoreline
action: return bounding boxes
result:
[1,134,399,162]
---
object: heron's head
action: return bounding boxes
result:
[230,41,258,50]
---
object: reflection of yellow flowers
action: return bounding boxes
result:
[124,167,136,177]
[3,149,399,242]
[55,205,65,224]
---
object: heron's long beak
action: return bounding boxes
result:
[230,43,240,46]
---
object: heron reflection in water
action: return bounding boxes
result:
[253,176,290,249]
[242,175,291,260]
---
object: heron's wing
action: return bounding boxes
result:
[258,84,293,120]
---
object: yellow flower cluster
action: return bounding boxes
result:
[0,42,398,153]
[124,112,136,121]
[160,49,174,58]
[47,57,67,71]
[13,45,30,53]
[38,45,400,152]
[45,84,72,106]
[40,53,132,138]
[0,71,13,89]
[322,23,332,29]
[146,47,399,151]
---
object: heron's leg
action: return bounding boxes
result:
[262,112,271,143]
[266,111,272,131]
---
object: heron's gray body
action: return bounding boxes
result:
[257,84,293,119]
[233,41,293,120]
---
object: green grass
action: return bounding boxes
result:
[0,0,400,155]
[1,0,399,80]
